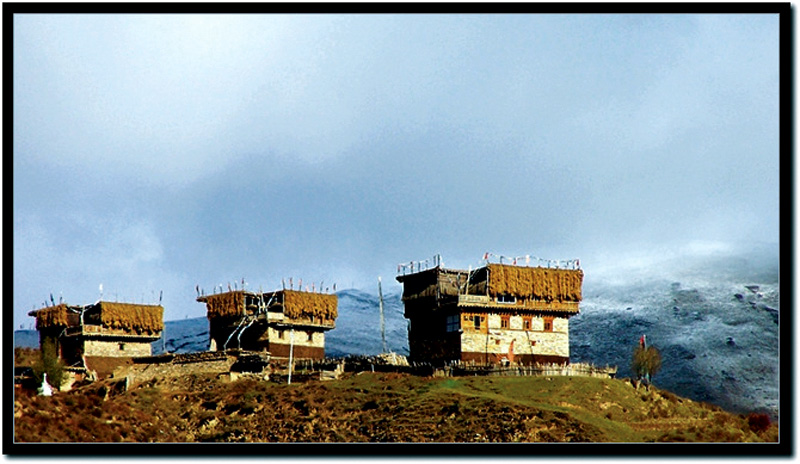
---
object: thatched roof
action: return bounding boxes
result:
[487,264,583,302]
[200,289,338,324]
[29,301,164,332]
[29,304,71,329]
[201,291,247,319]
[282,290,338,321]
[96,302,164,332]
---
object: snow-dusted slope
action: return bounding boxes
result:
[571,246,780,417]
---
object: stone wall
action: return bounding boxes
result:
[460,314,569,360]
[83,339,153,357]
[124,357,236,385]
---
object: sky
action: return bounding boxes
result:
[13,13,781,325]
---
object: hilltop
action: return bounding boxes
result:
[14,247,780,422]
[13,371,776,443]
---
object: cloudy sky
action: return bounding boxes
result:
[13,13,780,325]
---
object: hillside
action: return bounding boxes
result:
[13,371,777,443]
[14,247,780,419]
[570,246,780,418]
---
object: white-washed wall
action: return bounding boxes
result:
[461,315,569,357]
[269,327,325,348]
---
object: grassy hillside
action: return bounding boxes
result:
[13,371,777,443]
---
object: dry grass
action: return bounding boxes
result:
[487,265,583,302]
[30,304,70,329]
[282,291,337,322]
[15,348,40,367]
[99,302,163,333]
[202,292,246,319]
[12,372,777,444]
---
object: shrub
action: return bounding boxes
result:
[32,338,65,389]
[659,390,678,402]
[747,413,771,433]
[631,345,662,381]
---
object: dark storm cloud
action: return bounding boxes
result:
[13,14,780,323]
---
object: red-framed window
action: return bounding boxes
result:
[523,317,532,330]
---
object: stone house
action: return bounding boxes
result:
[197,289,337,361]
[28,301,164,377]
[395,258,583,366]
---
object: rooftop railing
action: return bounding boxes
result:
[397,253,581,276]
[397,254,443,275]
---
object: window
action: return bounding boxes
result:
[446,315,460,333]
[307,332,314,342]
[473,315,484,330]
[544,317,554,332]
[497,294,516,304]
[118,343,125,351]
[523,317,531,330]
[278,330,284,339]
[500,316,510,329]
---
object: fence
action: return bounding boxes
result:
[274,356,616,380]
[482,253,581,270]
[397,254,443,275]
[396,253,581,276]
[436,362,617,379]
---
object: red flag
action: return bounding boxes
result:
[483,252,489,260]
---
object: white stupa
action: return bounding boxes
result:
[38,373,53,396]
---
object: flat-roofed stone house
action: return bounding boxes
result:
[396,256,583,366]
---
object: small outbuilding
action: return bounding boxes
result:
[197,289,337,361]
[28,301,164,377]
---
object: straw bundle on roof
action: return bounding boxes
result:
[282,291,338,321]
[203,292,245,319]
[99,302,164,333]
[32,304,70,329]
[487,264,583,302]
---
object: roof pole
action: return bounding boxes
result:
[288,328,295,385]
[378,276,386,354]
